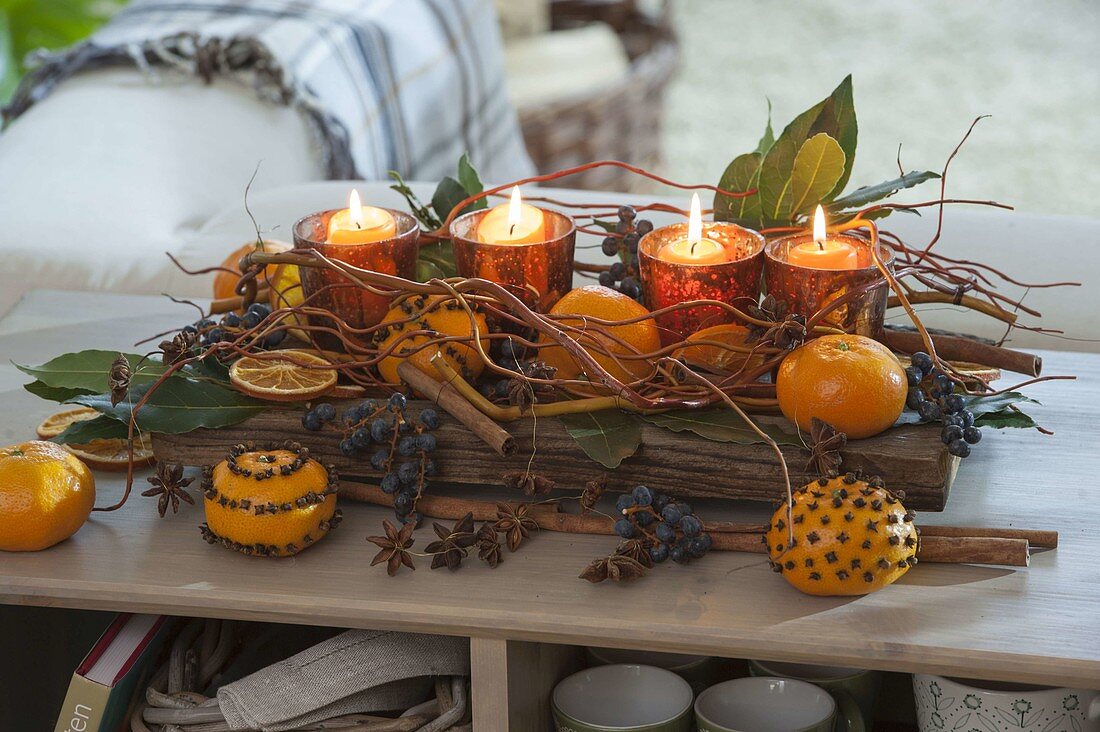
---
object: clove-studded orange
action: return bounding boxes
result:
[766,473,917,596]
[200,442,340,557]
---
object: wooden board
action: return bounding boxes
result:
[151,402,959,511]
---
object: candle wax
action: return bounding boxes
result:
[787,238,860,270]
[476,202,547,244]
[657,237,733,265]
[327,206,397,244]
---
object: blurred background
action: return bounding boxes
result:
[2,0,1097,214]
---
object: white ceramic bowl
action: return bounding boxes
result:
[695,677,836,732]
[552,663,694,730]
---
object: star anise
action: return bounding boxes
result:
[579,554,648,583]
[367,520,416,576]
[141,462,195,517]
[494,502,539,551]
[476,522,503,568]
[614,539,654,568]
[424,512,476,570]
[746,295,806,351]
[807,418,846,476]
[107,353,132,406]
[159,329,197,366]
[520,360,557,381]
[580,477,606,513]
[502,470,556,496]
[506,378,535,413]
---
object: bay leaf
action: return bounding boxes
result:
[24,380,95,403]
[53,414,132,444]
[974,409,1038,430]
[559,410,643,469]
[71,378,268,434]
[643,409,801,446]
[788,133,846,217]
[16,350,166,392]
[827,170,940,212]
[714,151,763,227]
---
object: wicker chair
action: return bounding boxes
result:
[517,0,679,191]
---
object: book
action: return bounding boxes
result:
[53,614,172,732]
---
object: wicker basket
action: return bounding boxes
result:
[517,0,679,191]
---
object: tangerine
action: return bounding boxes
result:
[671,323,765,376]
[776,334,906,439]
[538,285,661,392]
[0,441,95,551]
[375,295,489,386]
[212,239,293,301]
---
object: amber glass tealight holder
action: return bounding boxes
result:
[293,208,420,348]
[637,222,765,344]
[764,232,895,338]
[449,208,576,312]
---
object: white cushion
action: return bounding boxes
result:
[0,68,324,314]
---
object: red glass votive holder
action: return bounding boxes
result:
[293,208,420,347]
[764,233,895,338]
[449,208,576,313]
[637,222,765,345]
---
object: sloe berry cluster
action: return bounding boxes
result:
[614,486,713,564]
[597,205,653,302]
[187,302,286,349]
[905,351,982,458]
[302,393,441,525]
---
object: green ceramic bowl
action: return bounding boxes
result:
[552,663,694,731]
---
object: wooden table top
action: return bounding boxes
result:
[1,291,1098,689]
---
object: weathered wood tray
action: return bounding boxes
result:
[152,400,959,511]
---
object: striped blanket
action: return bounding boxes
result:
[3,0,534,182]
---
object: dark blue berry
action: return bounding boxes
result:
[905,366,922,386]
[397,461,420,484]
[674,502,693,517]
[370,450,388,471]
[619,276,642,300]
[315,403,336,421]
[653,493,671,512]
[388,392,408,411]
[963,426,982,444]
[356,400,377,419]
[415,433,437,453]
[635,510,655,527]
[911,352,934,375]
[598,272,614,287]
[614,518,636,539]
[343,408,361,426]
[397,436,418,456]
[943,414,964,428]
[380,472,401,494]
[370,418,391,443]
[933,374,954,394]
[601,236,619,257]
[906,389,926,410]
[222,312,241,328]
[196,318,216,330]
[941,425,963,444]
[609,261,626,280]
[247,302,271,317]
[615,494,635,514]
[660,505,682,525]
[207,327,227,343]
[948,439,971,458]
[618,205,636,221]
[339,439,355,457]
[688,536,709,558]
[655,522,676,544]
[393,491,413,513]
[680,515,703,538]
[418,408,440,430]
[301,412,323,431]
[918,401,942,421]
[352,427,371,449]
[959,410,975,428]
[241,311,262,329]
[631,486,653,506]
[635,219,654,236]
[943,393,965,414]
[260,329,286,348]
[670,545,688,564]
[649,544,669,563]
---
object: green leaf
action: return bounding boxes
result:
[23,379,94,403]
[893,392,1040,428]
[788,133,846,217]
[827,170,940,212]
[974,409,1038,430]
[756,75,857,224]
[430,153,487,223]
[559,410,643,469]
[457,152,483,197]
[963,392,1039,415]
[53,414,131,444]
[389,170,441,229]
[417,240,458,280]
[642,409,801,446]
[16,350,167,392]
[755,98,775,155]
[71,379,268,434]
[714,152,763,227]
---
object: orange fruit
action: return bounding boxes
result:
[375,295,490,386]
[767,475,917,596]
[538,285,661,392]
[267,262,309,341]
[777,334,906,439]
[0,441,95,551]
[672,324,766,376]
[229,350,338,402]
[35,407,99,439]
[213,239,293,301]
[202,444,339,557]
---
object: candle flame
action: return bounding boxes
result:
[348,188,364,229]
[813,204,826,248]
[508,186,523,228]
[687,192,703,242]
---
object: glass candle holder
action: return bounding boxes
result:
[764,233,895,338]
[449,208,576,312]
[637,222,765,344]
[293,208,420,347]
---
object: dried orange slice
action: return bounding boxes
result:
[229,349,338,402]
[897,355,1001,384]
[66,435,155,472]
[36,407,99,439]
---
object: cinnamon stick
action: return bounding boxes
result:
[397,361,517,457]
[340,484,1033,566]
[919,525,1057,549]
[882,329,1041,377]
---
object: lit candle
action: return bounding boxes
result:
[326,189,397,244]
[657,193,734,265]
[786,205,860,270]
[475,186,547,244]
